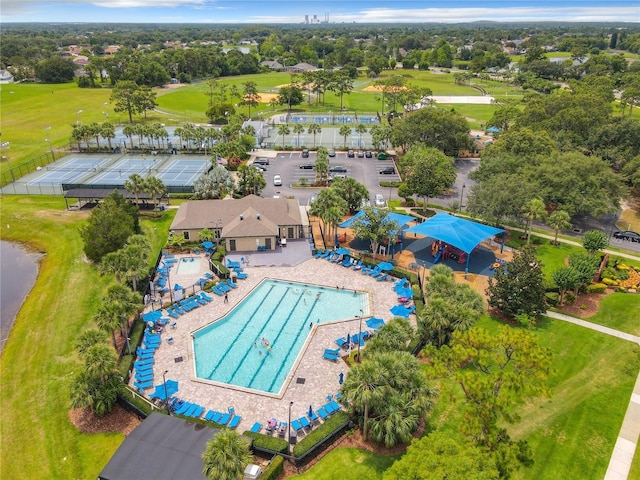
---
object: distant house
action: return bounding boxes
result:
[170,195,305,251]
[287,62,317,73]
[0,69,14,84]
[104,45,120,55]
[261,60,283,70]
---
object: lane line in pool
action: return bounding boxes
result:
[265,296,321,393]
[223,285,291,383]
[204,284,276,379]
[246,288,307,390]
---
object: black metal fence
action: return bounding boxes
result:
[1,149,68,187]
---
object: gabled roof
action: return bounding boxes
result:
[170,196,302,232]
[98,413,218,480]
[223,206,279,237]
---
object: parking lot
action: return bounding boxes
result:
[255,150,403,206]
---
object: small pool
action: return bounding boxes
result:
[175,257,201,275]
[193,279,368,395]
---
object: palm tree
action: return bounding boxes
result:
[292,124,305,148]
[309,189,348,248]
[88,122,102,149]
[123,173,146,205]
[307,123,322,147]
[122,125,135,150]
[201,429,253,480]
[278,124,290,148]
[419,296,451,348]
[101,122,116,150]
[355,124,368,148]
[75,329,108,357]
[339,125,352,149]
[547,210,572,246]
[522,198,547,245]
[94,302,123,348]
[145,176,167,209]
[341,360,386,440]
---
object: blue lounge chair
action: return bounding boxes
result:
[225,279,238,289]
[200,291,213,301]
[265,419,277,433]
[308,411,320,424]
[218,413,231,425]
[352,260,363,270]
[217,282,230,293]
[317,407,329,420]
[324,402,336,414]
[184,404,200,417]
[277,422,287,437]
[325,348,341,356]
[335,337,348,348]
[323,351,340,361]
[320,250,332,259]
[173,304,186,315]
[236,272,248,280]
[134,359,154,367]
[133,380,153,391]
[174,402,192,415]
[291,419,303,432]
[341,257,352,267]
[135,364,153,375]
[329,400,341,412]
[135,373,154,383]
[166,308,180,319]
[229,415,242,429]
[250,422,262,433]
[211,285,224,296]
[376,273,388,281]
[367,267,382,277]
[299,416,311,430]
[314,249,324,258]
[210,411,222,423]
[191,406,205,418]
[204,410,216,421]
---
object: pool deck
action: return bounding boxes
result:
[136,254,402,433]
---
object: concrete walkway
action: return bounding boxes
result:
[545,311,640,480]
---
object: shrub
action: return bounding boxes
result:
[261,455,284,480]
[545,292,559,306]
[602,277,619,286]
[405,197,415,207]
[587,283,608,293]
[564,292,576,304]
[293,411,350,457]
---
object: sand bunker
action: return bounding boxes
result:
[257,93,279,102]
[363,85,407,93]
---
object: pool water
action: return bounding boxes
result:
[175,257,201,275]
[193,279,368,395]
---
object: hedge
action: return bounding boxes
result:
[292,410,350,457]
[243,431,289,455]
[261,455,284,480]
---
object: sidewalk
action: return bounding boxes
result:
[546,311,640,480]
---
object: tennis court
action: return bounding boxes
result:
[0,153,211,195]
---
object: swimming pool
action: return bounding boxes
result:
[192,279,368,395]
[175,257,201,275]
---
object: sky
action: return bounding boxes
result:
[1,0,639,24]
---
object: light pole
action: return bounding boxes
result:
[459,183,466,212]
[76,109,83,126]
[45,126,53,159]
[356,309,363,362]
[162,370,171,415]
[288,401,293,455]
[126,337,131,356]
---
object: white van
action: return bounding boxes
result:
[374,194,386,207]
[273,174,282,186]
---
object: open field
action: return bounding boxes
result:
[289,447,400,479]
[0,195,175,479]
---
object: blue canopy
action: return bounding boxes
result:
[487,126,501,133]
[150,379,179,400]
[405,213,504,255]
[338,209,415,229]
[390,305,414,318]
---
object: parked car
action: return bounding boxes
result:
[333,173,347,180]
[328,149,336,157]
[253,164,267,172]
[365,151,373,158]
[273,174,282,186]
[613,231,640,242]
[253,157,269,165]
[308,193,318,206]
[357,150,365,158]
[329,165,347,173]
[377,151,388,160]
[301,149,309,158]
[347,150,355,158]
[379,166,395,174]
[298,162,315,169]
[374,194,386,207]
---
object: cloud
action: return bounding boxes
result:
[249,6,640,24]
[91,0,206,7]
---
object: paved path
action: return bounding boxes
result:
[545,311,640,480]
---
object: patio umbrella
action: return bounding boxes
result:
[390,305,412,318]
[151,379,179,400]
[339,372,344,385]
[366,317,385,329]
[202,241,214,250]
[396,286,414,299]
[308,405,314,418]
[335,247,350,255]
[377,261,394,271]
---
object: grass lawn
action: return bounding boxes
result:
[533,241,582,284]
[288,447,400,479]
[580,293,640,336]
[0,195,175,479]
[464,315,638,480]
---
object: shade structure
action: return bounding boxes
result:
[335,247,350,255]
[366,317,385,329]
[390,305,413,318]
[150,379,179,400]
[395,286,414,299]
[377,261,394,271]
[201,241,214,250]
[142,311,162,322]
[338,209,415,229]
